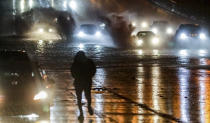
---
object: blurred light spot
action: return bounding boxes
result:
[77,31,85,37]
[20,0,25,13]
[153,49,159,55]
[199,50,207,56]
[166,27,173,34]
[179,50,188,57]
[78,43,84,49]
[49,40,53,44]
[38,40,43,45]
[37,120,50,123]
[29,0,33,9]
[152,28,158,34]
[95,45,100,48]
[38,28,44,33]
[63,0,67,10]
[100,23,106,29]
[180,33,187,40]
[141,22,148,28]
[132,22,136,27]
[199,33,206,40]
[137,50,143,55]
[48,28,53,33]
[152,37,159,46]
[95,31,102,37]
[137,39,143,46]
[69,1,77,11]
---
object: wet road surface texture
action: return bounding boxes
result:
[0,41,210,123]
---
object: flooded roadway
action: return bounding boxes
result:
[0,41,210,123]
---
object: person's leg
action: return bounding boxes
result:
[75,86,83,117]
[84,84,93,115]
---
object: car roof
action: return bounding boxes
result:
[179,24,200,28]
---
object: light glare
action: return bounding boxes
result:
[69,1,77,11]
[152,37,159,45]
[199,33,206,40]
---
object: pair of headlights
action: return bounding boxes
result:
[136,37,160,46]
[180,33,207,40]
[33,91,48,101]
[38,28,54,34]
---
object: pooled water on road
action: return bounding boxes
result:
[0,42,210,122]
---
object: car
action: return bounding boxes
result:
[134,31,161,48]
[76,24,102,39]
[151,21,174,35]
[0,51,54,117]
[15,8,75,41]
[173,24,208,48]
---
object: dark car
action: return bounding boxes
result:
[173,24,208,48]
[0,51,54,116]
[134,31,161,48]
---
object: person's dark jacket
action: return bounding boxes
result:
[71,55,96,86]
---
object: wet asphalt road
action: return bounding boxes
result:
[0,40,210,123]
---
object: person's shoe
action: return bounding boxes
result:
[88,106,94,115]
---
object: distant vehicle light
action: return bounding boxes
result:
[180,33,187,40]
[136,39,143,46]
[132,22,136,27]
[38,28,44,33]
[95,31,102,37]
[141,22,148,28]
[152,28,158,34]
[199,33,206,40]
[34,91,48,100]
[77,31,85,37]
[152,37,159,45]
[48,28,53,33]
[166,27,173,34]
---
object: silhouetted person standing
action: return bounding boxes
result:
[71,51,96,118]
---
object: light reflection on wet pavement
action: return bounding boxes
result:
[0,42,210,123]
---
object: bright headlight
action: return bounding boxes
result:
[141,22,148,28]
[38,28,44,33]
[136,39,143,46]
[34,91,48,100]
[152,37,159,45]
[152,28,158,34]
[77,31,85,37]
[48,28,53,33]
[180,33,187,40]
[199,33,206,40]
[95,31,102,37]
[166,27,173,34]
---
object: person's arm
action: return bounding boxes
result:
[70,63,76,78]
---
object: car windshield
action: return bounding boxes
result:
[180,25,201,32]
[137,32,154,37]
